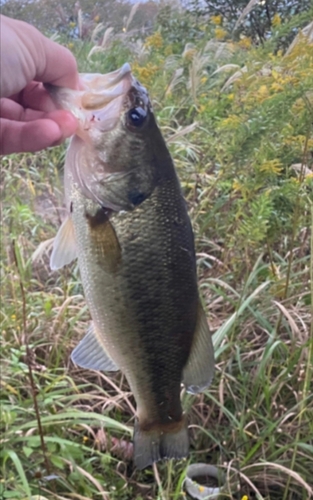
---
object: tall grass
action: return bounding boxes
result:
[1,4,312,500]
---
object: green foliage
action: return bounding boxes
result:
[1,0,159,38]
[1,4,313,500]
[183,0,311,44]
[122,8,313,269]
[156,4,211,51]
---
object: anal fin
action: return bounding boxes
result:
[183,301,215,394]
[50,216,77,270]
[71,324,119,372]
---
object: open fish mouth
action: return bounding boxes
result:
[46,63,153,212]
[46,63,141,138]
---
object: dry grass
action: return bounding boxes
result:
[1,146,312,500]
[1,5,313,499]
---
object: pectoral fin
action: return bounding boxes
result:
[86,209,122,273]
[183,302,215,394]
[71,324,119,372]
[50,216,77,270]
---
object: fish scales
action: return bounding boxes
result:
[73,174,198,417]
[47,63,215,469]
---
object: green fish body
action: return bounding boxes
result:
[49,65,214,469]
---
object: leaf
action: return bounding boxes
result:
[22,446,33,458]
[18,410,132,434]
[167,122,198,143]
[213,281,270,357]
[50,455,66,468]
[3,450,31,498]
[241,462,313,496]
[212,64,240,76]
[222,66,247,90]
[4,492,23,499]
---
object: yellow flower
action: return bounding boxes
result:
[132,62,159,86]
[219,115,241,129]
[290,177,300,184]
[69,21,76,28]
[232,179,244,192]
[145,32,163,49]
[259,85,268,96]
[3,383,18,395]
[68,42,74,50]
[211,15,222,25]
[11,314,16,320]
[272,13,281,27]
[94,15,100,23]
[284,134,312,149]
[164,45,173,56]
[242,495,249,500]
[291,98,306,113]
[215,27,227,40]
[238,37,252,49]
[271,82,283,92]
[201,76,208,84]
[259,159,282,175]
[256,85,269,101]
[227,93,234,101]
[271,69,280,80]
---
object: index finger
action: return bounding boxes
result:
[36,32,80,89]
[1,16,80,97]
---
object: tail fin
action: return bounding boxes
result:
[133,418,189,470]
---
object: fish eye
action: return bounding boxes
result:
[127,107,147,128]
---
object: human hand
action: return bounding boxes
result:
[0,15,80,155]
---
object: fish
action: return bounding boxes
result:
[48,63,215,470]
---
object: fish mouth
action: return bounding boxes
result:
[46,63,148,140]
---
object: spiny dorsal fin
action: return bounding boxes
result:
[71,323,119,372]
[50,216,77,270]
[183,302,215,394]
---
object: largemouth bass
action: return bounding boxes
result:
[48,63,214,469]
